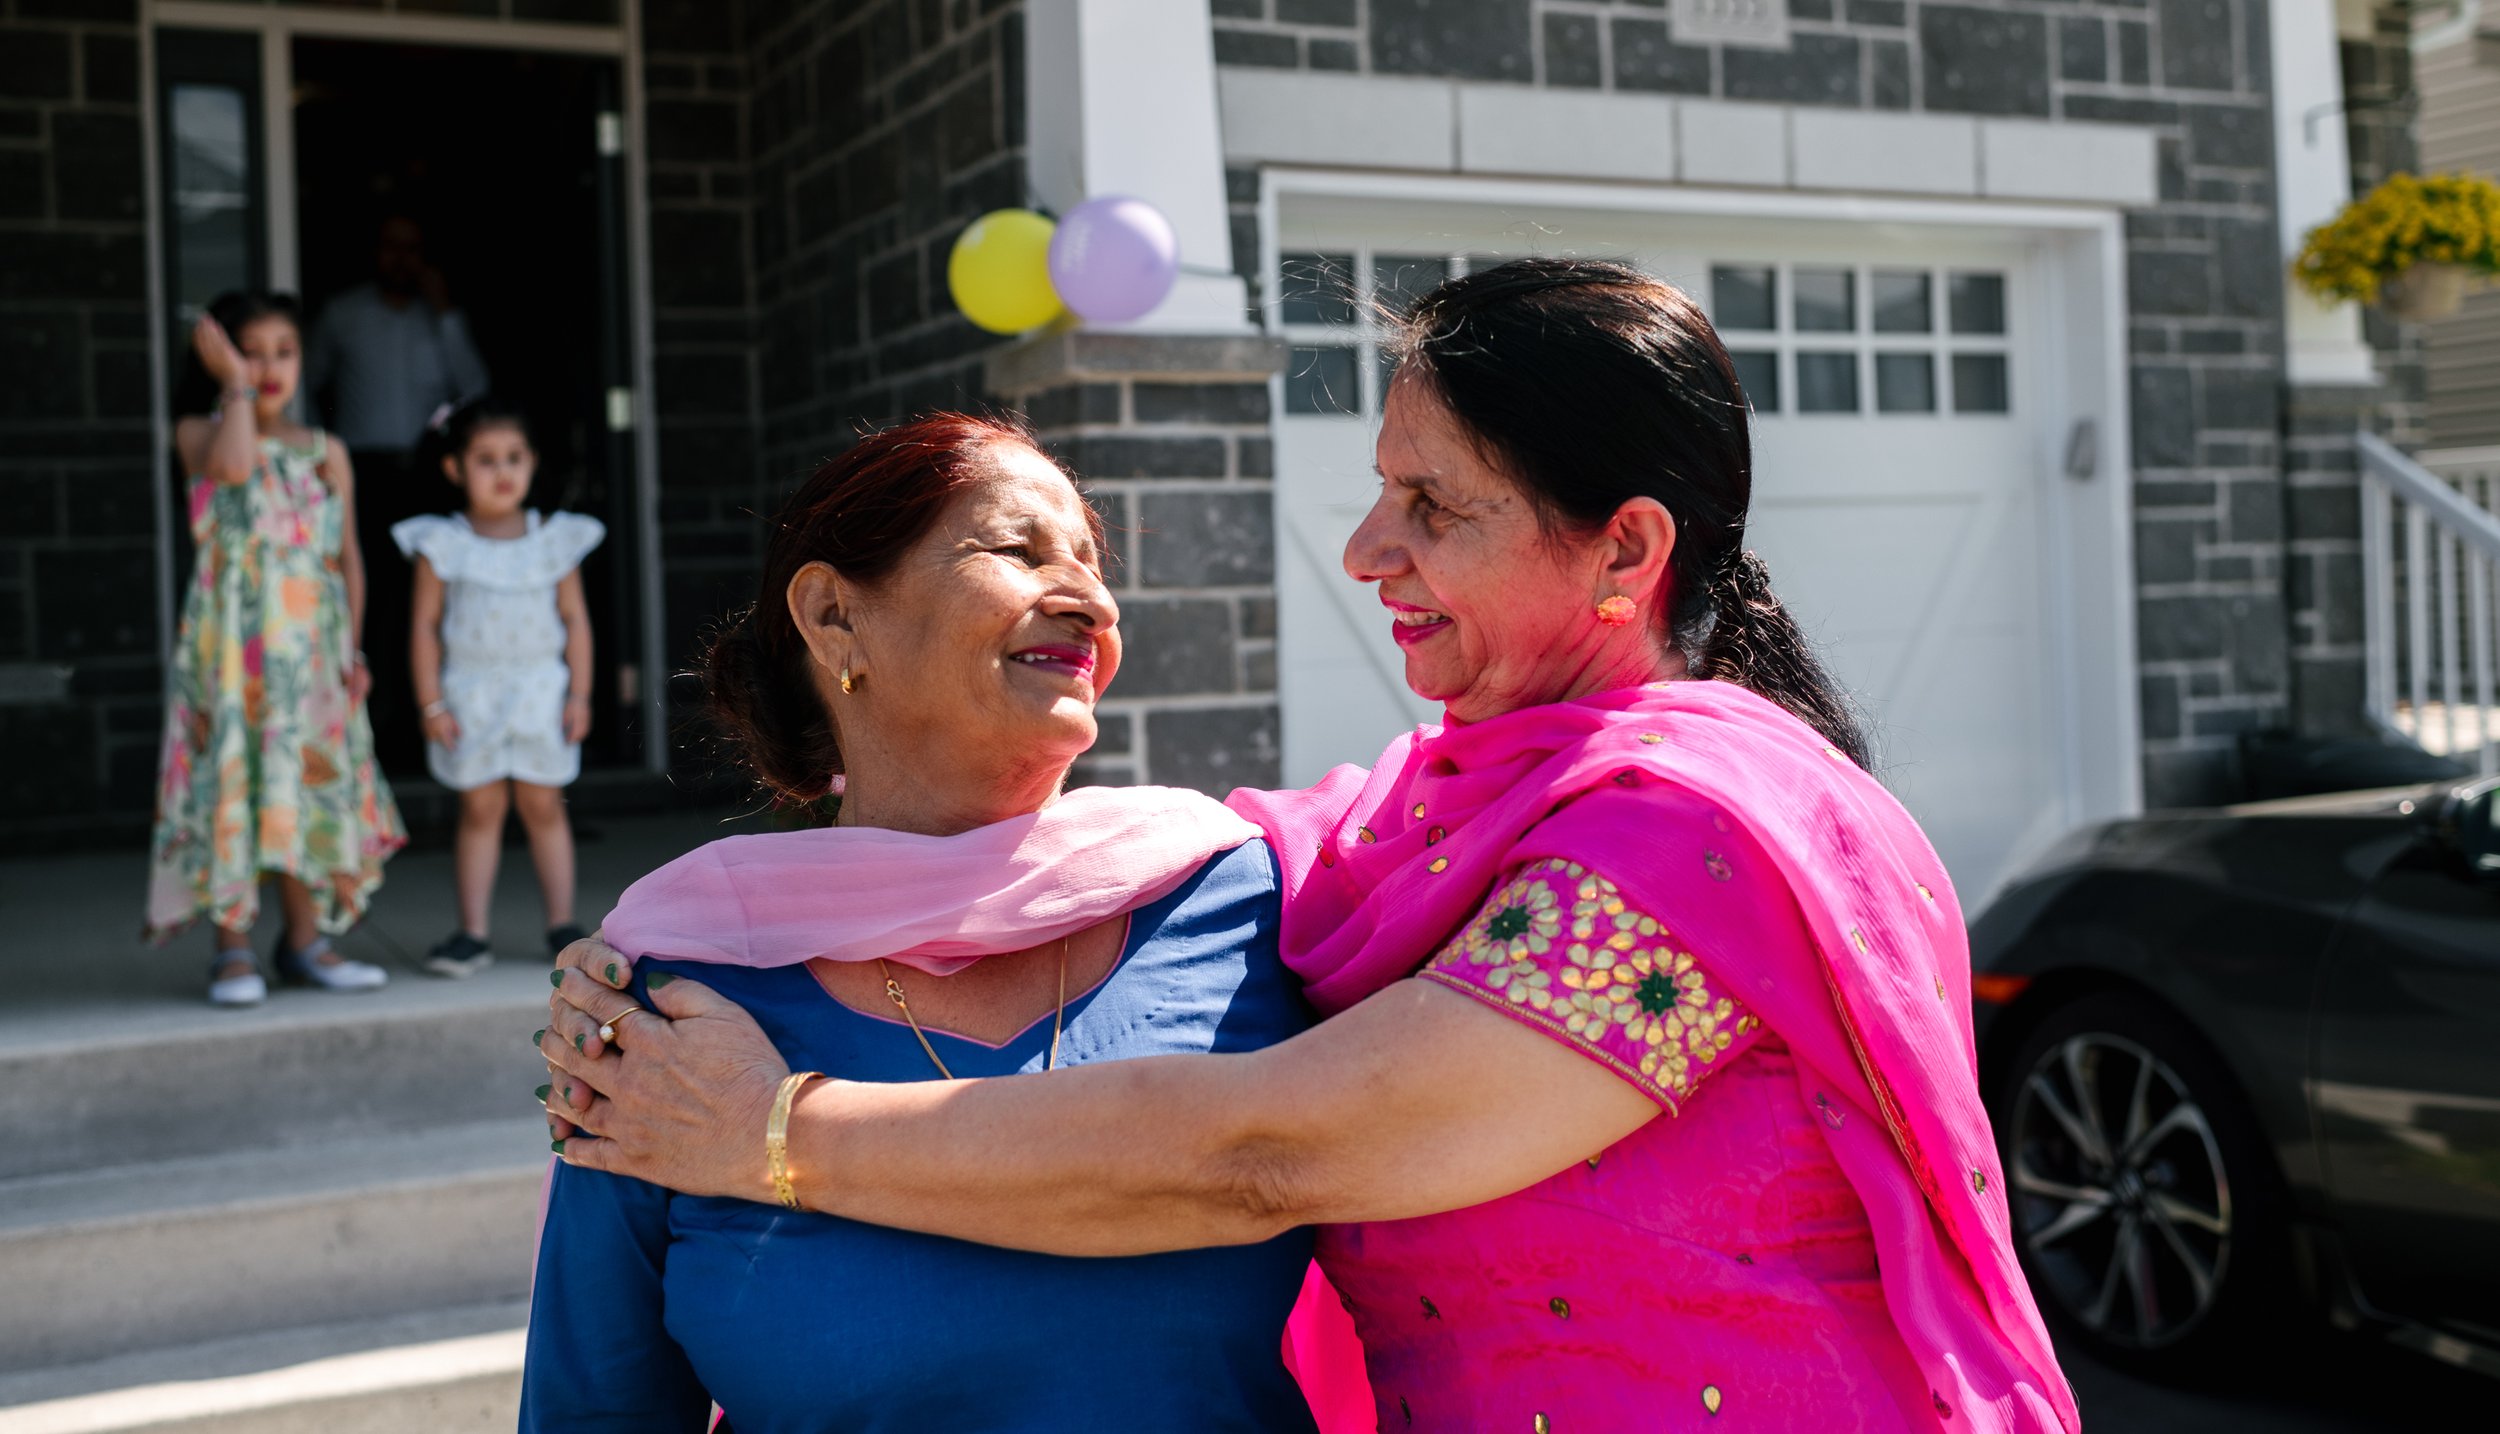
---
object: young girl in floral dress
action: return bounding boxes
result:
[395,399,603,977]
[146,292,405,1006]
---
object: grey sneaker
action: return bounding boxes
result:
[425,931,496,979]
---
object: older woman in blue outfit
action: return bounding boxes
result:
[518,414,1319,1432]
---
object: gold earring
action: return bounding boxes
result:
[838,666,855,695]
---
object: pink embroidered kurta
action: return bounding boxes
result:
[1235,681,2076,1434]
[1321,824,1938,1431]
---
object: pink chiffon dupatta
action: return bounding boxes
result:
[598,785,1260,974]
[1230,680,2079,1434]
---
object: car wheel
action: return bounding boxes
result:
[1995,991,2288,1375]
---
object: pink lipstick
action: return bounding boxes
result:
[1008,643,1098,684]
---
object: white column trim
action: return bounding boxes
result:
[1025,0,1250,332]
[2272,0,2380,386]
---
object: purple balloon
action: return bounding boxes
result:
[1047,196,1180,324]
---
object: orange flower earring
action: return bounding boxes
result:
[1595,595,1638,627]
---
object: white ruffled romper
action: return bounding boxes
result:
[390,510,605,792]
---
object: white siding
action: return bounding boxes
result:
[2419,37,2500,448]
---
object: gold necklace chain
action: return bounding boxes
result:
[879,937,1069,1080]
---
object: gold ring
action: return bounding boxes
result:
[598,1004,650,1044]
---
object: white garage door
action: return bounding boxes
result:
[1270,200,2123,905]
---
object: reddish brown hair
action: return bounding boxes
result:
[703,411,1098,805]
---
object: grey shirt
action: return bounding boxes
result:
[306,283,491,453]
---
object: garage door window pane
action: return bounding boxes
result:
[1729,350,1778,413]
[1713,266,1776,332]
[1797,352,1858,413]
[1949,272,2006,335]
[1288,345,1362,415]
[1373,254,1449,320]
[1951,353,2010,413]
[1875,353,1935,413]
[1794,268,1855,333]
[1281,253,1357,326]
[1871,271,1932,334]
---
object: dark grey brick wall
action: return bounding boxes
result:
[742,0,1023,471]
[990,333,1289,795]
[1215,0,2325,807]
[639,0,763,765]
[0,0,157,851]
[675,1,1292,797]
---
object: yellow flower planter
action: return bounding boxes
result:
[2293,171,2500,319]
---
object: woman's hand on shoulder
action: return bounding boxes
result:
[541,956,793,1203]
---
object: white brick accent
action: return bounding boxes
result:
[1792,110,1979,196]
[1456,85,1676,182]
[1216,70,1455,170]
[1677,100,1789,187]
[1978,119,2160,206]
[1215,75,2162,212]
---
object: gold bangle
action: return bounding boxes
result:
[766,1071,821,1211]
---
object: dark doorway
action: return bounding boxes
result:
[290,38,642,779]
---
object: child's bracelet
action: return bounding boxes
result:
[421,699,449,718]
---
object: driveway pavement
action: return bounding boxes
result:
[2062,1327,2490,1431]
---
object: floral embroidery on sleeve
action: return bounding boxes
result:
[1420,858,1761,1111]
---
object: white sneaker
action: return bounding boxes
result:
[208,956,267,1007]
[275,936,389,992]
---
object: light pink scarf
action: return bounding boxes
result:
[598,784,1260,974]
[1228,679,2078,1433]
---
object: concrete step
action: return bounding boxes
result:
[0,1119,547,1374]
[0,972,555,1183]
[0,1302,524,1434]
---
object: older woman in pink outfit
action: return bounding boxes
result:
[540,259,2077,1432]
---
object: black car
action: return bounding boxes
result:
[1968,763,2500,1381]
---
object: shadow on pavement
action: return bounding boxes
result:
[2061,1324,2491,1432]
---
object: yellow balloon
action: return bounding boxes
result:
[948,209,1063,334]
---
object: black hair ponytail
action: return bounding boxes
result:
[1392,258,1869,767]
[418,395,532,485]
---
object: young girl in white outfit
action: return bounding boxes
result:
[393,399,602,976]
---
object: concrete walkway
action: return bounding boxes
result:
[0,806,760,1432]
[0,806,764,1054]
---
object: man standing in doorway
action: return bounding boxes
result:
[308,214,490,774]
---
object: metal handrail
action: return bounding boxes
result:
[2358,431,2500,772]
[2358,433,2500,562]
[2419,444,2500,472]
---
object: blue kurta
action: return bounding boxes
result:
[521,840,1320,1433]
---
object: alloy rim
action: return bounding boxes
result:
[2008,1032,2232,1349]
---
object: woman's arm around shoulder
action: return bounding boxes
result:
[542,865,1724,1257]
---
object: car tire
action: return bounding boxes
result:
[1994,990,2291,1379]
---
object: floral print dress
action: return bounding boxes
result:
[145,433,405,941]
